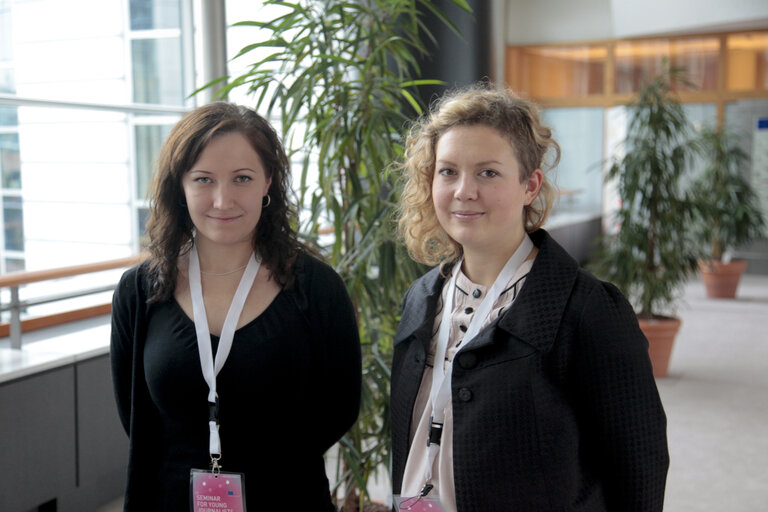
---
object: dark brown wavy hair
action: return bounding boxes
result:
[144,102,308,303]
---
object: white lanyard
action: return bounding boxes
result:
[188,243,261,462]
[423,234,533,487]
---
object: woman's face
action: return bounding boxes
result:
[431,124,541,256]
[182,131,272,249]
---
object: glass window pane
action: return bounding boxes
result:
[135,123,174,199]
[684,103,717,132]
[130,0,181,31]
[0,1,12,61]
[682,103,718,184]
[4,195,23,251]
[725,99,768,217]
[132,37,184,105]
[615,38,719,94]
[0,105,17,126]
[0,133,20,189]
[137,206,150,247]
[541,107,604,217]
[0,68,14,93]
[509,45,606,99]
[727,32,768,92]
[5,257,24,273]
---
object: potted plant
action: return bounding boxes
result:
[691,125,766,298]
[202,1,471,509]
[591,64,701,378]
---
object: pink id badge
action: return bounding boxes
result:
[393,494,446,511]
[190,469,246,512]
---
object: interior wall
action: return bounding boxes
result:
[505,0,613,44]
[506,0,768,44]
[610,0,768,38]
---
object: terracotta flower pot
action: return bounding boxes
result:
[698,259,749,299]
[638,316,681,378]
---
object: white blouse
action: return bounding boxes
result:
[399,251,536,511]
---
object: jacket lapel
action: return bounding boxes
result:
[464,230,579,353]
[394,230,579,355]
[393,263,449,352]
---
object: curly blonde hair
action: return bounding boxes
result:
[397,85,560,266]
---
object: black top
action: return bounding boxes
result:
[391,230,669,511]
[111,252,361,511]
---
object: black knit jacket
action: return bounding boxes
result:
[391,229,669,511]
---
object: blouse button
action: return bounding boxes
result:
[472,289,482,298]
[464,307,474,314]
[459,324,467,332]
[458,388,473,402]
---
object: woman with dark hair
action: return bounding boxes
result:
[111,102,361,511]
[391,86,668,511]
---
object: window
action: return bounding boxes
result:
[614,37,719,94]
[0,133,20,189]
[725,99,768,217]
[0,0,190,273]
[507,45,606,99]
[130,0,181,31]
[3,194,22,251]
[727,32,768,91]
[506,30,768,230]
[541,108,604,219]
[134,122,174,199]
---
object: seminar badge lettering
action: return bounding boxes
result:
[190,469,246,512]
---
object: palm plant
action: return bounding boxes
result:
[205,1,471,509]
[691,125,765,263]
[592,64,701,320]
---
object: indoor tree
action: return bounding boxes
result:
[591,64,701,376]
[692,125,765,262]
[691,125,765,297]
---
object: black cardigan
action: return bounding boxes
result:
[391,230,669,511]
[111,252,361,511]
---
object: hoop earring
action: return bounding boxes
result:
[262,194,271,208]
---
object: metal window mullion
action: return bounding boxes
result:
[0,93,189,115]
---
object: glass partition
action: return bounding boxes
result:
[727,32,768,91]
[541,107,604,220]
[511,45,606,99]
[614,37,720,94]
[725,99,768,219]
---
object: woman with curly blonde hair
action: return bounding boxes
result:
[391,85,668,512]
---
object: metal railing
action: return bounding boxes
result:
[0,92,190,115]
[0,254,146,349]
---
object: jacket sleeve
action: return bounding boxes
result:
[110,267,140,435]
[573,280,670,512]
[305,259,362,454]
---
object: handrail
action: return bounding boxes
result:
[0,254,147,288]
[0,92,190,115]
[0,253,147,349]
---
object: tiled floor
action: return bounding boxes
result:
[656,273,768,511]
